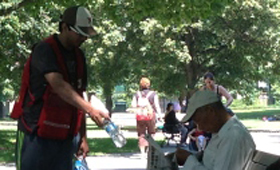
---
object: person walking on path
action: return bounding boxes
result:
[11,6,110,170]
[131,77,162,158]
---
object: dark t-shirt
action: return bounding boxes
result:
[19,34,87,132]
[164,110,179,125]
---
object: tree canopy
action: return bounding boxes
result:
[0,0,280,111]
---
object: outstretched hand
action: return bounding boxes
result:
[88,107,110,127]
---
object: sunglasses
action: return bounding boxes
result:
[69,26,88,38]
[204,76,214,80]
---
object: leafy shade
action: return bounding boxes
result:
[101,0,232,25]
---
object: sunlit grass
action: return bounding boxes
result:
[234,108,280,129]
[241,120,280,129]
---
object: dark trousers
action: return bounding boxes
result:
[177,124,188,144]
[16,129,74,170]
[163,123,188,144]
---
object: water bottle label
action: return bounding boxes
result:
[74,160,89,170]
[105,122,117,133]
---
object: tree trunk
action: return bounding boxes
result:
[103,83,114,117]
[0,102,4,119]
[105,95,113,117]
[183,26,202,106]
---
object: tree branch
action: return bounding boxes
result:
[0,0,34,16]
[198,44,227,56]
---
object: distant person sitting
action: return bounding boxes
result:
[188,126,207,152]
[164,103,188,146]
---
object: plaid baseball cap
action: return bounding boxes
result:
[61,6,96,37]
[181,90,220,122]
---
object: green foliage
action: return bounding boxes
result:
[270,83,280,105]
[1,0,280,108]
[102,0,232,25]
[0,2,61,99]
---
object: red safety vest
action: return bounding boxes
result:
[11,35,85,140]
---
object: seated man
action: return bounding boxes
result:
[176,91,256,170]
[164,103,188,146]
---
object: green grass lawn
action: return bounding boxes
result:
[0,107,280,163]
[234,108,280,129]
[87,138,139,155]
[0,130,16,163]
[234,107,280,120]
[0,128,163,163]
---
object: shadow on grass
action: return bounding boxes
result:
[0,129,141,163]
[87,138,139,155]
[0,129,16,163]
[236,109,280,120]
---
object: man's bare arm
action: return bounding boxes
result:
[45,72,92,112]
[219,86,233,107]
[45,72,109,126]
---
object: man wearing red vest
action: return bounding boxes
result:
[12,6,110,170]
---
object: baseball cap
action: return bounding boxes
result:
[181,90,220,122]
[61,6,96,37]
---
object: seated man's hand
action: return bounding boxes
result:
[176,148,192,166]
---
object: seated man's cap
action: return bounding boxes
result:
[181,90,220,122]
[61,6,96,37]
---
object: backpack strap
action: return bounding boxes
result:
[217,85,219,95]
[137,91,142,98]
[146,91,154,98]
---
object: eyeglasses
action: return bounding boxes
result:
[204,76,214,80]
[69,26,88,38]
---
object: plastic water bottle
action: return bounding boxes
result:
[103,120,127,148]
[74,156,89,170]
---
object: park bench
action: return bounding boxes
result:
[245,150,280,170]
[146,133,280,170]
